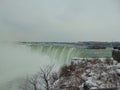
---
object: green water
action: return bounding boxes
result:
[29,43,112,63]
[0,42,112,90]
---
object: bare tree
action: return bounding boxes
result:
[38,65,54,90]
[20,65,54,90]
[19,74,40,90]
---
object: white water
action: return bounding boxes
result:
[0,43,112,90]
[0,43,64,90]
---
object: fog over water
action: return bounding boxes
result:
[0,43,63,90]
[0,41,113,90]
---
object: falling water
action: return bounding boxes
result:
[0,42,112,90]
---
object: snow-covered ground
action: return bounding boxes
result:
[51,58,120,90]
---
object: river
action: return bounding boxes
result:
[0,42,112,90]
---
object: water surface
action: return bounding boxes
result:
[0,42,112,90]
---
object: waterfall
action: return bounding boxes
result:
[0,42,112,90]
[29,43,112,62]
[29,44,85,64]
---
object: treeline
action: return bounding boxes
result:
[18,41,120,47]
[78,41,120,47]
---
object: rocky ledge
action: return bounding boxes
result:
[51,58,120,90]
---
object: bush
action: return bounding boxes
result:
[59,65,71,77]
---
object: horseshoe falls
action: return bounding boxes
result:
[0,42,112,90]
[29,45,85,64]
[29,43,112,63]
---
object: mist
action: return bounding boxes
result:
[0,43,63,90]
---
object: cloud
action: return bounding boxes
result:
[0,0,120,42]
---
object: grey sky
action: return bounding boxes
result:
[0,0,120,42]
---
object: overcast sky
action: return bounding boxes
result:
[0,0,120,42]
